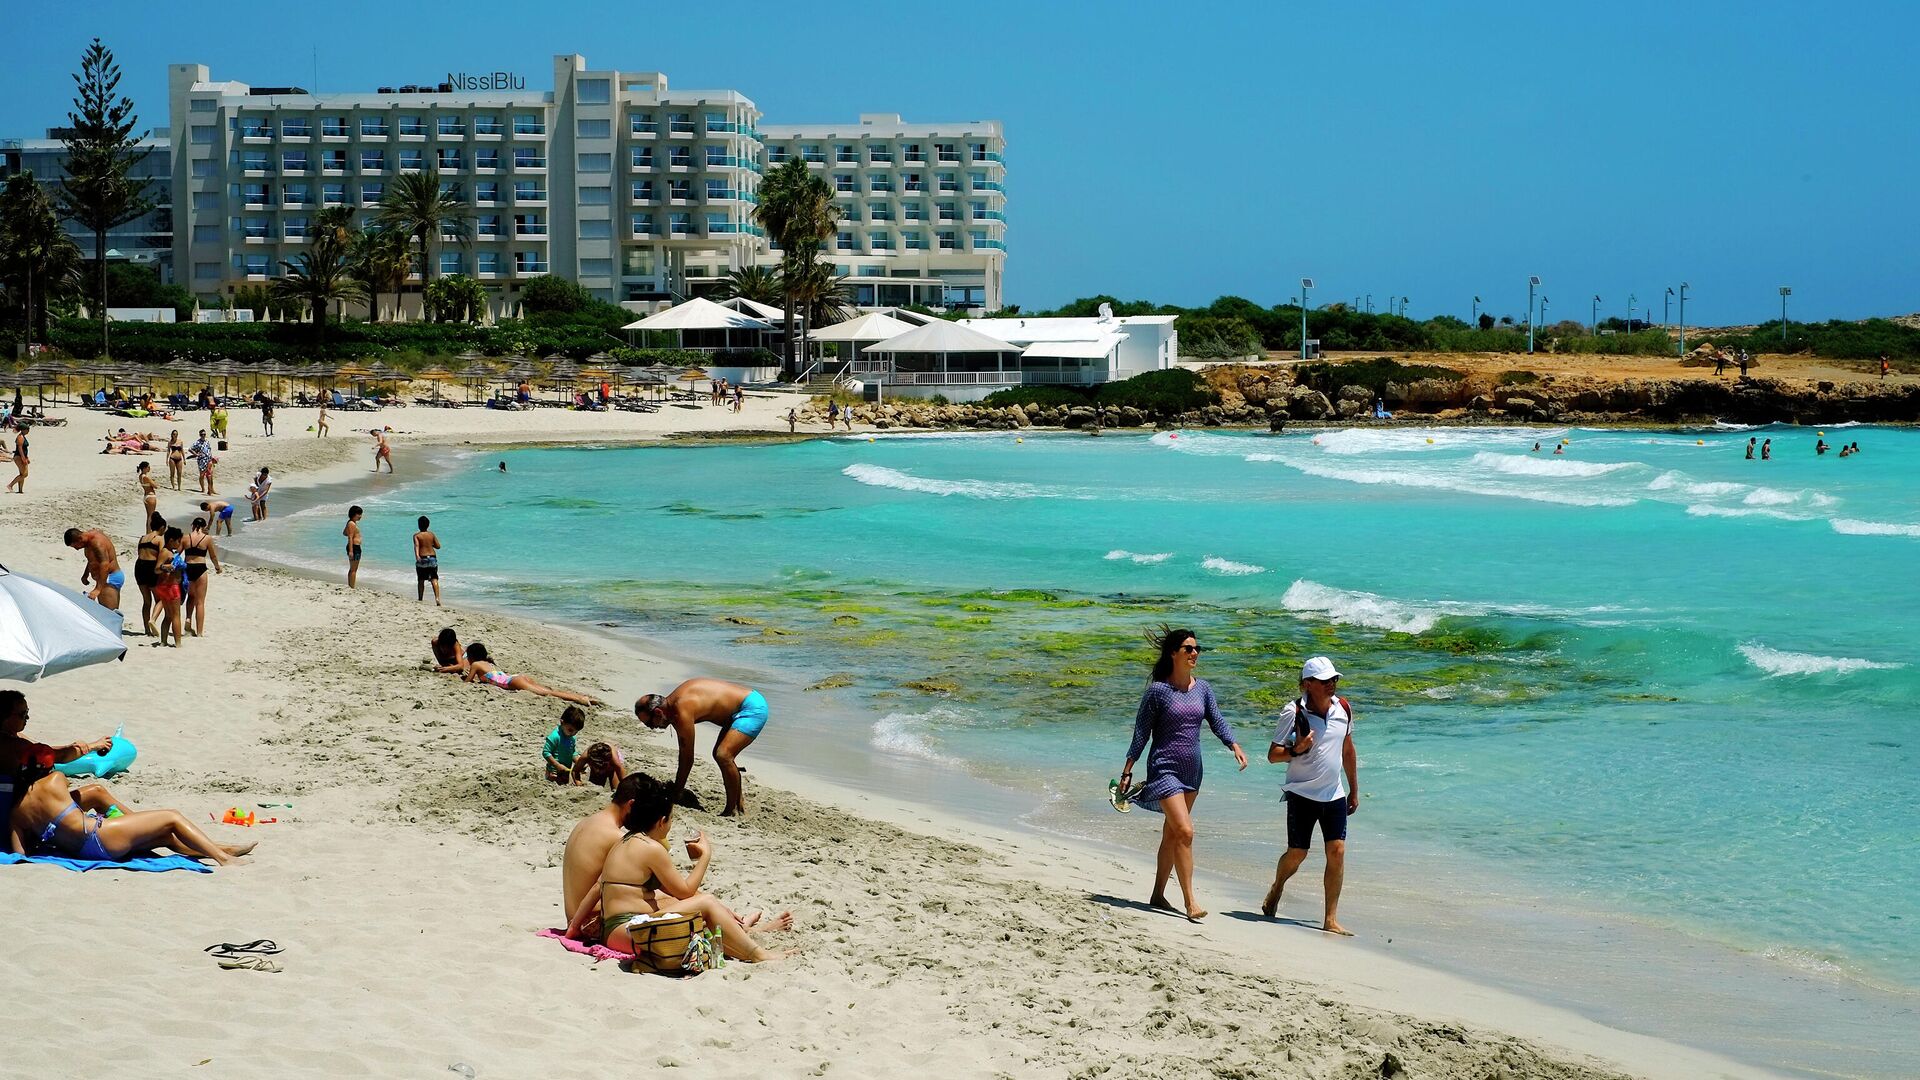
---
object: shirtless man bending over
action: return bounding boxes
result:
[635,678,770,817]
[560,773,642,937]
[62,527,123,611]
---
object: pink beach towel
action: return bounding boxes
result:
[536,927,633,963]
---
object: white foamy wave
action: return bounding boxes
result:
[1741,486,1802,507]
[1201,555,1266,576]
[1104,549,1174,565]
[1710,420,1772,431]
[1254,454,1635,507]
[1739,643,1902,677]
[1685,504,1806,521]
[1648,471,1747,498]
[1281,579,1440,634]
[1830,518,1920,538]
[841,463,1082,500]
[1147,430,1243,456]
[1308,428,1498,455]
[1469,451,1639,479]
[870,710,957,762]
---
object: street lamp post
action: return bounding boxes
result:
[1664,287,1673,333]
[1400,296,1409,318]
[1678,282,1690,355]
[1526,276,1540,353]
[1472,295,1480,325]
[1539,295,1549,326]
[1779,286,1791,344]
[1627,293,1636,335]
[1591,295,1601,334]
[1365,294,1372,314]
[1299,278,1313,360]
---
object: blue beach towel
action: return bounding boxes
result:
[0,851,213,874]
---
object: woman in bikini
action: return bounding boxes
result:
[182,516,222,638]
[7,742,249,866]
[5,427,27,494]
[135,461,159,531]
[428,628,467,673]
[133,513,167,637]
[153,527,187,648]
[565,774,790,962]
[461,643,600,706]
[166,430,186,490]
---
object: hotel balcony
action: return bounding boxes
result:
[513,261,550,274]
[282,126,313,141]
[474,123,505,138]
[705,121,741,135]
[971,239,1007,251]
[629,121,659,138]
[971,210,1007,222]
[972,180,1006,193]
[240,128,274,142]
[512,125,547,138]
[515,223,548,236]
[972,151,1005,166]
[513,159,548,173]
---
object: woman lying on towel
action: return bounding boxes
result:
[565,773,792,964]
[3,691,251,866]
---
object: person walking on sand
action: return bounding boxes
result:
[372,428,394,473]
[343,505,364,589]
[189,429,216,495]
[1881,355,1891,380]
[635,678,773,818]
[1261,656,1360,936]
[182,516,221,638]
[786,408,797,433]
[152,528,187,648]
[132,513,166,637]
[5,426,27,494]
[135,462,158,531]
[1118,626,1249,922]
[252,467,273,521]
[63,528,123,611]
[166,430,185,490]
[413,516,441,605]
[316,393,330,438]
[258,394,275,437]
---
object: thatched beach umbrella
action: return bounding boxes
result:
[415,365,457,403]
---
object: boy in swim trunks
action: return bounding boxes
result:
[62,528,123,611]
[412,516,441,606]
[200,500,235,536]
[544,706,586,785]
[635,678,768,817]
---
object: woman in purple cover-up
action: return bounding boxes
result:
[1119,626,1248,922]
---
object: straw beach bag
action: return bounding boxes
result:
[624,913,723,976]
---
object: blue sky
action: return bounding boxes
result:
[6,1,1915,323]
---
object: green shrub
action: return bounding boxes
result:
[1175,314,1263,358]
[1497,370,1540,386]
[1296,358,1465,398]
[1095,368,1215,412]
[981,386,1092,408]
[1547,329,1677,356]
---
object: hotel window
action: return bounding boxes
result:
[361,116,389,137]
[577,78,611,104]
[630,146,653,168]
[579,219,611,239]
[869,175,893,193]
[971,143,991,161]
[512,113,544,136]
[969,171,988,190]
[192,191,219,210]
[578,118,611,140]
[669,146,691,167]
[870,201,892,221]
[903,230,924,250]
[857,266,885,278]
[868,145,892,164]
[767,145,789,164]
[903,143,924,163]
[833,173,854,193]
[705,145,730,167]
[398,115,426,137]
[242,151,270,172]
[359,149,385,171]
[474,114,502,135]
[800,144,823,163]
[321,116,348,137]
[835,144,856,163]
[194,224,220,244]
[192,160,217,178]
[191,125,216,144]
[937,230,957,250]
[704,111,728,130]
[669,179,691,201]
[194,262,219,280]
[283,217,309,240]
[581,258,612,277]
[515,251,545,273]
[438,149,463,170]
[937,202,957,222]
[836,232,856,251]
[630,180,654,201]
[970,200,987,220]
[839,202,859,223]
[239,118,270,139]
[322,183,347,205]
[282,117,312,137]
[668,113,693,134]
[903,173,924,192]
[321,150,347,171]
[514,147,545,169]
[936,143,959,162]
[242,216,268,238]
[437,115,465,136]
[704,213,728,233]
[870,231,892,251]
[190,99,216,113]
[705,179,729,200]
[513,181,546,201]
[669,212,690,235]
[630,213,653,236]
[283,184,310,206]
[439,179,462,199]
[474,181,499,203]
[629,113,657,134]
[903,202,924,222]
[579,152,611,173]
[475,148,500,170]
[477,251,500,274]
[241,254,270,275]
[361,181,384,204]
[476,214,501,237]
[441,251,464,275]
[399,149,424,172]
[937,172,958,192]
[580,186,611,205]
[970,229,989,247]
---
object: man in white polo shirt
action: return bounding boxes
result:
[1261,655,1359,935]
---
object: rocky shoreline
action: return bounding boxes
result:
[804,365,1920,431]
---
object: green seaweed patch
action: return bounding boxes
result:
[807,673,856,691]
[847,630,904,647]
[901,677,961,695]
[1047,677,1096,689]
[820,602,890,615]
[720,615,763,626]
[929,615,995,631]
[831,615,861,626]
[958,602,1001,613]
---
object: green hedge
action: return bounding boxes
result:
[979,386,1091,408]
[1094,368,1216,412]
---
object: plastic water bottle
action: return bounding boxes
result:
[448,1064,476,1078]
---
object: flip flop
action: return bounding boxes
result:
[204,939,284,959]
[1107,779,1133,813]
[217,956,282,972]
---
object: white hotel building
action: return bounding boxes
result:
[169,55,1005,316]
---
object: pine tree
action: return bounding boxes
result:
[56,38,153,358]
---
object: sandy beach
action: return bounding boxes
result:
[0,396,1770,1079]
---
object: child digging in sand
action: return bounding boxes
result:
[544,706,586,784]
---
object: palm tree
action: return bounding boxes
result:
[375,169,471,307]
[786,261,855,328]
[754,159,839,375]
[712,264,782,306]
[0,171,84,346]
[271,237,363,343]
[348,226,410,322]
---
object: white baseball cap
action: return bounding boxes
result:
[1301,656,1341,682]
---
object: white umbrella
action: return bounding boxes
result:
[0,567,126,682]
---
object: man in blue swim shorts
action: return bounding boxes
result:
[63,527,123,611]
[635,678,768,817]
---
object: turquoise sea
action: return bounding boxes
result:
[246,424,1920,1076]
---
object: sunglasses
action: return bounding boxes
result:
[1177,644,1205,653]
